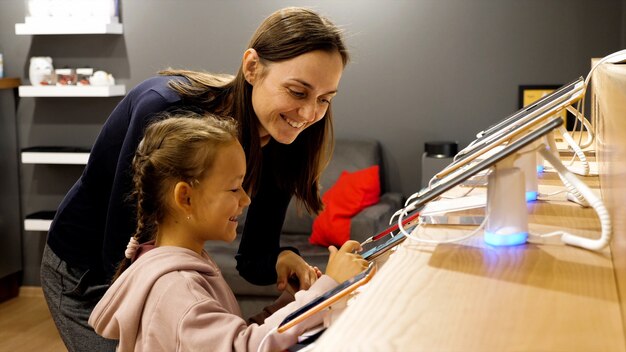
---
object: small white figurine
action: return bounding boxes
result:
[29,56,54,86]
[89,70,115,86]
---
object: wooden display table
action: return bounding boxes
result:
[314,158,623,350]
[314,64,626,350]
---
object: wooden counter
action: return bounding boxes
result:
[595,63,626,339]
[314,174,623,351]
[313,67,626,350]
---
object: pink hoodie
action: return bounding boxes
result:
[88,246,337,351]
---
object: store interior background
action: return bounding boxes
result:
[0,0,624,286]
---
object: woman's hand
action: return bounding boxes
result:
[276,250,318,294]
[325,240,369,284]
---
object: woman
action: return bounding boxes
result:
[40,6,349,351]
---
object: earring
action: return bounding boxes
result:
[186,215,191,220]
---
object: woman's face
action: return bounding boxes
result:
[246,49,344,146]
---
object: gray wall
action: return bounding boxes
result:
[621,0,626,48]
[0,0,623,284]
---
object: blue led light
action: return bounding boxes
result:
[484,231,528,246]
[526,191,538,202]
[537,165,544,173]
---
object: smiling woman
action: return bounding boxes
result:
[40,6,352,351]
[245,49,344,146]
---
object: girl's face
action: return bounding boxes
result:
[189,140,251,243]
[247,49,344,146]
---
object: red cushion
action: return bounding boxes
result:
[309,165,381,247]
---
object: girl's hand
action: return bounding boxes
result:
[325,240,369,283]
[311,265,322,278]
[276,250,318,295]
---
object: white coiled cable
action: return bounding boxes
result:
[538,146,611,251]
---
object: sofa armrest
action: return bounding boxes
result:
[379,192,404,208]
[349,192,404,243]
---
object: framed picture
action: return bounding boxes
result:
[518,85,577,130]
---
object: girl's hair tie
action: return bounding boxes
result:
[124,237,140,259]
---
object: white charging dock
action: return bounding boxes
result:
[513,143,539,202]
[484,160,529,246]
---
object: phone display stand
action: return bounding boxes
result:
[484,157,529,246]
[513,142,540,202]
[536,152,545,173]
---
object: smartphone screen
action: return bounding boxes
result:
[278,264,376,332]
[361,232,406,261]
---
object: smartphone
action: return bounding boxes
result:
[408,116,564,214]
[437,79,584,179]
[277,263,377,333]
[361,232,406,261]
[360,210,426,261]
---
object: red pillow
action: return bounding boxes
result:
[310,165,381,247]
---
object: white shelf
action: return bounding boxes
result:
[15,21,123,35]
[24,211,55,232]
[22,151,89,165]
[19,85,126,97]
[24,218,52,232]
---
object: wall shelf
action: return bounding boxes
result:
[15,21,123,35]
[0,78,21,89]
[12,11,126,285]
[24,211,55,232]
[18,85,126,97]
[21,147,90,165]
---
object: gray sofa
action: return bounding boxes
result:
[204,138,403,317]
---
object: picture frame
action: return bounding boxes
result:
[518,84,578,130]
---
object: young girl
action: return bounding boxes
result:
[88,113,368,351]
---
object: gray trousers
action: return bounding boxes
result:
[40,244,118,352]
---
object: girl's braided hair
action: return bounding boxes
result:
[112,111,238,282]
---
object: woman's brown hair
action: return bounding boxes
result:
[112,112,238,282]
[160,7,349,214]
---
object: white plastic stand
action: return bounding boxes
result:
[513,142,540,202]
[536,152,545,174]
[484,156,529,246]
